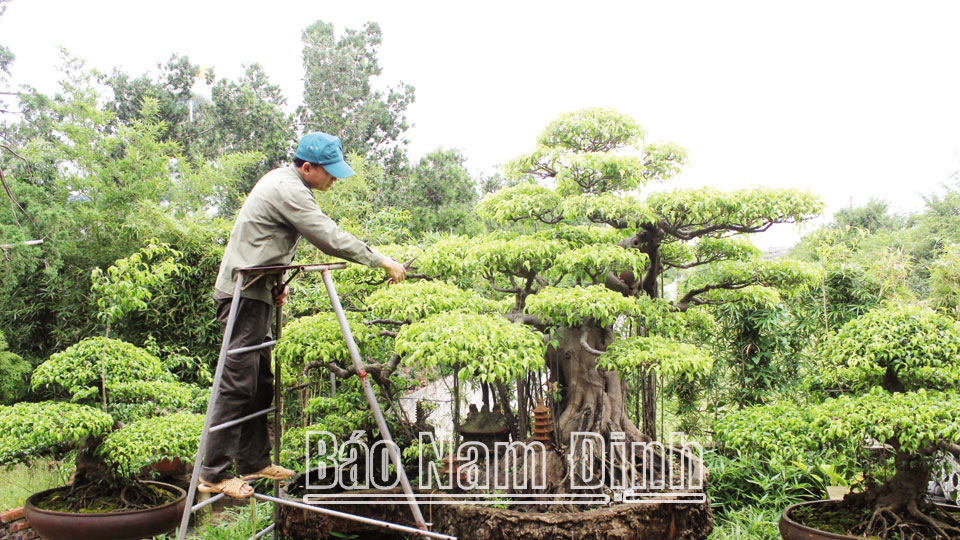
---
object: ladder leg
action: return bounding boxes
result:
[320,269,429,531]
[272,278,283,527]
[177,278,245,540]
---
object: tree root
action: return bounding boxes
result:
[863,505,901,538]
[906,500,960,539]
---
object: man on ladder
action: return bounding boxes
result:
[200,131,407,498]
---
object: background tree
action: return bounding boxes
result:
[401,147,479,235]
[297,20,415,174]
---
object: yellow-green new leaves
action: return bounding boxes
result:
[808,389,960,455]
[554,244,648,283]
[477,184,562,224]
[395,311,545,383]
[679,259,821,306]
[597,336,713,382]
[554,153,647,195]
[562,193,656,226]
[505,108,686,198]
[537,108,645,152]
[469,237,566,278]
[32,337,174,402]
[90,239,183,327]
[648,187,823,237]
[0,402,114,463]
[813,304,960,393]
[100,411,204,476]
[661,237,763,268]
[416,236,475,280]
[106,380,203,412]
[717,390,960,462]
[525,286,638,328]
[274,313,377,381]
[532,224,630,247]
[365,280,503,322]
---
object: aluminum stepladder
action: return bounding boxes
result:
[177,263,456,540]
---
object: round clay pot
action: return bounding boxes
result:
[24,480,186,540]
[780,500,867,540]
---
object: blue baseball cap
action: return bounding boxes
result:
[295,132,356,179]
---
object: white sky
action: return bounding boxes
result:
[3,0,960,249]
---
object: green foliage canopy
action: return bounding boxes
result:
[31,337,173,402]
[100,411,204,476]
[395,311,545,383]
[0,402,113,463]
[597,335,713,381]
[813,304,960,393]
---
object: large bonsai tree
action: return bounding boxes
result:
[717,304,960,538]
[279,108,822,509]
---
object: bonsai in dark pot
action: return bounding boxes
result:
[717,305,960,539]
[1,337,205,540]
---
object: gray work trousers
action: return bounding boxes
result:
[200,296,274,483]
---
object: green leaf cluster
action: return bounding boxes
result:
[597,335,713,381]
[0,331,31,404]
[395,311,545,382]
[680,260,821,300]
[531,224,630,247]
[90,239,184,327]
[525,286,638,328]
[0,402,113,463]
[562,193,655,226]
[32,337,173,401]
[476,183,562,224]
[812,304,960,393]
[647,187,823,233]
[100,411,204,476]
[468,236,566,278]
[554,244,647,283]
[365,280,502,322]
[415,236,475,280]
[274,313,377,382]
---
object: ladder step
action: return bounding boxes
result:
[210,407,277,433]
[228,340,277,356]
[249,523,275,540]
[192,492,225,512]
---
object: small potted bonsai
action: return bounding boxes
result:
[717,304,960,539]
[0,337,205,540]
[0,242,206,539]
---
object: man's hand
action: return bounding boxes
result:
[273,285,290,307]
[381,257,407,284]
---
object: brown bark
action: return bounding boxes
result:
[549,326,650,447]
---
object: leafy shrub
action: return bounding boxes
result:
[100,411,204,476]
[31,337,173,402]
[525,285,638,328]
[0,402,113,462]
[0,331,31,404]
[395,310,544,382]
[598,335,713,381]
[365,280,502,322]
[274,312,378,382]
[812,304,960,393]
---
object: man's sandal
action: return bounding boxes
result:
[197,477,254,498]
[241,464,295,481]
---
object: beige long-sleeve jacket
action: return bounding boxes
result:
[214,166,385,303]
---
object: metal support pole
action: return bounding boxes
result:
[177,277,244,540]
[320,269,429,531]
[253,493,456,540]
[273,278,283,526]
